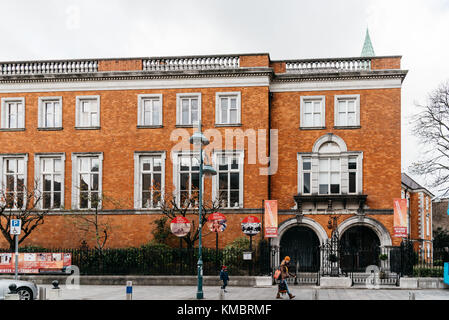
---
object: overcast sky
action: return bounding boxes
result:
[1,0,448,195]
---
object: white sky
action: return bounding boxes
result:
[1,0,448,195]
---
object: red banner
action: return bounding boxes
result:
[393,198,408,238]
[0,253,72,274]
[264,200,278,238]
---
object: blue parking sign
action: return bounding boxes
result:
[10,219,21,235]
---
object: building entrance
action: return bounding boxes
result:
[280,226,321,273]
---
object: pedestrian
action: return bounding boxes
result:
[276,256,296,299]
[220,265,229,292]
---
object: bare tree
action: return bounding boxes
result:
[158,189,222,250]
[0,181,49,251]
[410,80,449,196]
[66,192,122,253]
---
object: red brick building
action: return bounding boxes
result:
[0,50,407,268]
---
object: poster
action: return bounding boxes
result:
[170,216,191,237]
[264,200,278,238]
[393,198,408,238]
[207,212,227,233]
[0,252,72,274]
[241,216,261,236]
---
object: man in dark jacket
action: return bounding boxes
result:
[220,265,229,292]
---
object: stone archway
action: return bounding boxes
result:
[272,217,328,270]
[336,216,392,248]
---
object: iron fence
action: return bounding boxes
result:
[0,242,272,276]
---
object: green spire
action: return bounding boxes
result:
[361,28,375,57]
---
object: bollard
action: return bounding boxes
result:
[4,284,19,300]
[39,287,47,300]
[409,292,415,300]
[48,280,62,300]
[312,289,318,300]
[126,281,133,300]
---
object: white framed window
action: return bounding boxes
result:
[134,152,165,209]
[0,154,28,209]
[348,157,358,194]
[334,95,360,127]
[215,92,241,125]
[75,96,100,128]
[35,154,65,210]
[176,93,201,126]
[301,157,312,195]
[319,158,340,195]
[300,96,325,128]
[38,97,62,129]
[426,215,430,237]
[71,153,103,210]
[1,98,25,129]
[212,151,244,208]
[297,134,363,196]
[173,152,203,206]
[137,94,162,127]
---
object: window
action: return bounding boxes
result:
[0,155,27,209]
[176,93,201,126]
[71,153,102,209]
[348,157,357,194]
[134,152,165,209]
[213,151,244,208]
[301,157,311,194]
[334,95,360,127]
[35,154,64,209]
[1,98,25,129]
[298,134,363,196]
[216,92,241,125]
[138,94,162,127]
[319,158,340,194]
[300,96,325,128]
[426,215,430,237]
[76,96,100,128]
[38,97,62,129]
[174,152,201,205]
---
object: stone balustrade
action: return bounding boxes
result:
[286,58,371,73]
[143,56,240,71]
[0,60,98,75]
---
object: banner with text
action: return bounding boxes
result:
[393,198,408,237]
[264,200,278,238]
[0,252,71,274]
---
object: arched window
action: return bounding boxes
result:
[298,133,363,195]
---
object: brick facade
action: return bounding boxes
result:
[0,53,407,251]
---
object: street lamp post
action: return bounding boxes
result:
[190,123,216,300]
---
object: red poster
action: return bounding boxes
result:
[393,198,408,238]
[264,200,278,238]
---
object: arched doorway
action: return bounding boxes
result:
[280,226,320,272]
[340,226,381,272]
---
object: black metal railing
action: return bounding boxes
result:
[0,243,272,276]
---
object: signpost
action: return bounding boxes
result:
[10,219,21,280]
[241,215,261,275]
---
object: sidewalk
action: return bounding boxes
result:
[39,284,449,300]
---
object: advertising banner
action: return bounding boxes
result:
[207,212,227,233]
[264,200,278,238]
[0,252,71,274]
[393,198,408,238]
[170,216,191,237]
[241,216,261,236]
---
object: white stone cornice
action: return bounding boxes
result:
[270,77,403,92]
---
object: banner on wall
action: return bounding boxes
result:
[0,253,71,274]
[264,200,278,238]
[393,198,408,238]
